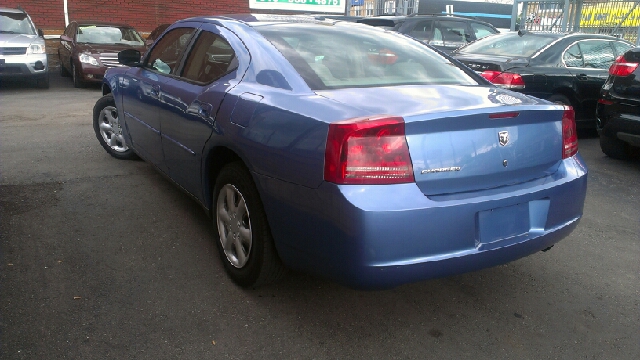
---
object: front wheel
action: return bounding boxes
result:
[93,94,137,160]
[213,163,285,287]
[72,62,84,88]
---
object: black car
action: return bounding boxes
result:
[453,32,634,129]
[357,14,498,53]
[597,47,640,159]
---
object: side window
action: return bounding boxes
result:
[181,31,238,84]
[409,20,434,41]
[470,23,497,40]
[578,40,615,69]
[145,27,195,75]
[435,21,472,46]
[613,41,633,57]
[563,43,583,68]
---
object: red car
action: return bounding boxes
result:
[58,21,146,87]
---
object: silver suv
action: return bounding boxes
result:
[0,7,49,88]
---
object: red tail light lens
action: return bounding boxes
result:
[609,55,639,77]
[324,116,415,185]
[562,107,578,159]
[481,71,525,89]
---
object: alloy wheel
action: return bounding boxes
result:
[216,184,252,268]
[98,105,128,153]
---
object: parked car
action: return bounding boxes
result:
[452,31,634,129]
[357,14,499,53]
[145,23,169,46]
[93,15,587,289]
[0,7,49,88]
[58,21,146,87]
[597,47,640,159]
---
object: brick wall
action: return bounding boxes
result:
[3,0,250,33]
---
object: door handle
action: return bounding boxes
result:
[576,74,588,81]
[150,85,160,98]
[187,100,213,119]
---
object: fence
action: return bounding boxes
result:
[514,0,640,45]
[347,0,419,17]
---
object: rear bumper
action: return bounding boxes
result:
[597,101,640,146]
[257,155,588,289]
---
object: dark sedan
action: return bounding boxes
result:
[453,32,633,129]
[597,47,640,159]
[58,21,146,87]
[358,14,499,54]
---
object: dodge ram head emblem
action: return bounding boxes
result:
[498,131,509,146]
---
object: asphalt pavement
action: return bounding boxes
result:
[1,72,638,359]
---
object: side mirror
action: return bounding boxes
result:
[60,35,72,42]
[37,28,44,38]
[118,49,142,66]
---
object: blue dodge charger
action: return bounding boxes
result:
[93,14,587,289]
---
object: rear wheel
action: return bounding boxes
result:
[213,163,285,287]
[72,62,84,88]
[599,133,629,160]
[59,56,70,77]
[93,94,137,160]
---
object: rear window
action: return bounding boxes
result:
[458,32,558,57]
[256,23,478,90]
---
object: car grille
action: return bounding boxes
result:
[0,47,28,55]
[99,53,124,68]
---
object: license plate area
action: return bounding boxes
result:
[477,202,530,247]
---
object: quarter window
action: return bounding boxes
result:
[181,31,238,84]
[613,41,633,57]
[433,21,471,47]
[145,27,195,75]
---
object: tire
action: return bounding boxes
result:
[72,62,84,88]
[547,94,572,106]
[93,94,137,160]
[213,163,286,287]
[36,73,49,89]
[599,133,629,160]
[58,53,71,77]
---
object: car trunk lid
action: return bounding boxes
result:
[317,85,564,196]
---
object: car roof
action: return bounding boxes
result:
[0,7,27,14]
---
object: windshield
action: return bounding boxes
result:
[256,23,478,90]
[0,12,36,35]
[457,32,558,57]
[77,25,144,46]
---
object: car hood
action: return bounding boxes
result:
[75,42,146,54]
[315,85,542,119]
[0,33,43,47]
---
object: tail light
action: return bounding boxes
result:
[324,116,414,185]
[481,71,525,89]
[609,55,639,77]
[562,107,578,159]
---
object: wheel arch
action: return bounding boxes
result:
[204,146,245,213]
[549,87,578,107]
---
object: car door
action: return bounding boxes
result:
[58,23,75,72]
[406,19,434,44]
[564,40,616,120]
[120,25,197,168]
[158,24,249,199]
